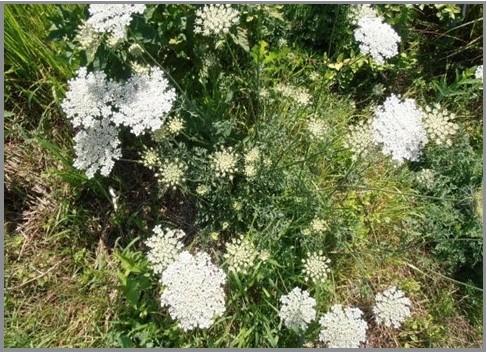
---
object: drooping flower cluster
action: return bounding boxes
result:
[302,251,331,284]
[210,146,238,180]
[279,287,317,331]
[372,94,428,163]
[223,235,258,274]
[112,67,177,136]
[475,65,483,81]
[145,225,185,275]
[156,159,187,190]
[319,304,368,348]
[86,4,146,41]
[62,66,176,178]
[415,168,436,189]
[72,118,121,179]
[194,4,240,37]
[307,117,328,139]
[345,120,374,160]
[243,147,260,178]
[274,84,312,106]
[422,104,459,146]
[160,251,226,331]
[353,10,400,64]
[373,286,412,328]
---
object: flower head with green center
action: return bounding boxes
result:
[223,235,258,274]
[140,146,160,170]
[302,251,331,283]
[210,146,238,180]
[307,117,328,139]
[156,159,187,190]
[345,120,374,160]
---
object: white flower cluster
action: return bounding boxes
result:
[166,116,185,136]
[210,146,238,180]
[61,67,119,129]
[307,117,328,139]
[223,235,258,274]
[244,147,260,178]
[348,4,378,24]
[141,147,160,170]
[145,225,185,275]
[274,84,312,106]
[422,104,459,146]
[62,66,176,178]
[279,287,316,331]
[302,251,331,284]
[86,4,146,41]
[373,286,412,328]
[112,67,177,136]
[416,168,435,189]
[72,118,121,179]
[194,4,240,37]
[160,251,226,331]
[345,120,374,160]
[319,304,368,348]
[475,65,483,81]
[156,159,187,190]
[353,10,400,64]
[372,94,428,163]
[75,21,102,50]
[196,184,210,196]
[303,217,329,236]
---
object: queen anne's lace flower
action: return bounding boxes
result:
[274,84,312,106]
[196,184,209,196]
[303,217,329,236]
[279,287,316,331]
[61,67,121,129]
[140,147,160,170]
[112,66,177,136]
[422,104,459,146]
[223,235,258,274]
[244,147,260,178]
[194,4,240,37]
[373,286,412,328]
[73,118,121,178]
[86,4,146,40]
[145,226,185,275]
[166,116,185,136]
[354,14,400,64]
[345,120,374,160]
[210,146,238,180]
[302,251,331,283]
[75,21,102,50]
[307,117,328,139]
[349,4,378,24]
[156,159,187,190]
[372,94,428,163]
[415,168,435,189]
[160,251,227,331]
[475,65,483,81]
[319,304,368,348]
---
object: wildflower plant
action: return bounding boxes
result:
[223,235,258,274]
[373,286,412,328]
[279,287,316,331]
[145,225,185,275]
[302,251,331,284]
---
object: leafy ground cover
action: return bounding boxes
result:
[4,4,483,348]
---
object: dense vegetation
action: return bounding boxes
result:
[4,4,483,348]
